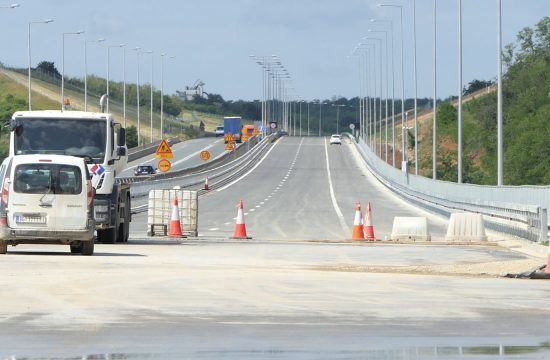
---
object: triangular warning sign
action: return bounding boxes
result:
[155,139,173,159]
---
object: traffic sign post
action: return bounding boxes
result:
[200,150,211,161]
[157,159,171,172]
[155,139,173,159]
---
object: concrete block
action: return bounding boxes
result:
[446,213,487,242]
[390,217,431,241]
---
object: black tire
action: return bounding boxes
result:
[97,228,116,244]
[70,243,83,254]
[117,195,131,243]
[0,240,7,254]
[81,241,94,256]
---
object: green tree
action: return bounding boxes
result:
[35,61,61,79]
[126,126,138,149]
[437,102,457,126]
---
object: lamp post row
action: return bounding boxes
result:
[23,17,175,142]
[351,1,503,185]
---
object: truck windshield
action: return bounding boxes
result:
[14,118,106,162]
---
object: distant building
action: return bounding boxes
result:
[176,80,208,101]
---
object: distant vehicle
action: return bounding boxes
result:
[0,154,95,255]
[276,130,288,137]
[215,125,224,137]
[134,165,156,176]
[330,134,342,145]
[223,117,242,143]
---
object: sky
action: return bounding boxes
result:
[0,0,549,102]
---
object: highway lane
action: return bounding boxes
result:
[195,136,448,241]
[120,137,226,177]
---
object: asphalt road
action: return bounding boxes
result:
[1,136,549,359]
[120,137,226,177]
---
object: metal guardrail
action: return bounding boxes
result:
[129,135,275,205]
[347,134,548,243]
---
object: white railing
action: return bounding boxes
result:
[350,135,548,243]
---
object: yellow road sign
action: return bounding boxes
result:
[224,134,234,143]
[225,142,234,151]
[200,150,211,161]
[155,139,173,159]
[157,159,171,172]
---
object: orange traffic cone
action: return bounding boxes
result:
[232,199,251,239]
[546,247,550,274]
[352,201,365,240]
[363,201,376,241]
[204,176,209,191]
[168,196,184,238]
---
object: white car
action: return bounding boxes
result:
[330,134,342,145]
[215,125,224,137]
[0,154,95,255]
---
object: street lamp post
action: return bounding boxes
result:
[28,19,53,110]
[122,44,127,126]
[84,38,105,112]
[307,101,310,136]
[148,51,154,143]
[161,53,175,139]
[368,29,389,162]
[458,0,463,183]
[433,0,438,179]
[497,0,503,185]
[318,101,322,136]
[107,43,124,113]
[62,30,84,110]
[371,18,396,167]
[332,104,345,134]
[133,47,142,145]
[378,3,405,168]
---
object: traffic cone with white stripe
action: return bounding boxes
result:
[204,176,209,191]
[352,201,365,240]
[168,196,184,238]
[232,199,251,239]
[363,201,376,241]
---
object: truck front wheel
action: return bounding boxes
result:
[0,240,7,254]
[97,228,116,244]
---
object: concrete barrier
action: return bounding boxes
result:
[445,213,487,242]
[390,217,431,241]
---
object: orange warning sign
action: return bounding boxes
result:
[155,139,173,159]
[157,159,171,172]
[200,150,211,161]
[225,142,234,151]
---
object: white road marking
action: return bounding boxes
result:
[209,228,219,231]
[324,137,348,233]
[216,140,280,192]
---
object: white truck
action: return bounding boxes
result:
[9,110,131,244]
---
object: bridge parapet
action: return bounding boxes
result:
[348,134,548,244]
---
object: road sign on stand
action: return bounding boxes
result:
[225,142,234,151]
[224,134,234,144]
[158,159,171,172]
[155,139,173,159]
[200,150,211,161]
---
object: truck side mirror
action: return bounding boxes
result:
[10,119,24,136]
[117,128,126,146]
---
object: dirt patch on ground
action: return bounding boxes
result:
[312,258,543,278]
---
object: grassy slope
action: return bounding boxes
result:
[0,68,224,142]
